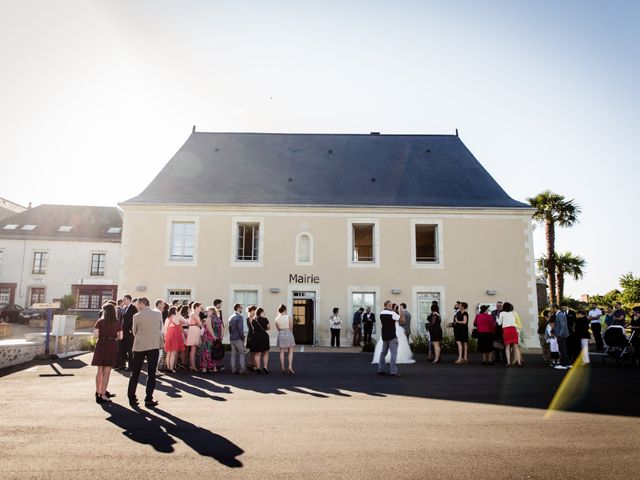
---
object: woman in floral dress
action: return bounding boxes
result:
[199,308,216,373]
[211,306,225,372]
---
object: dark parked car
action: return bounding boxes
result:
[19,308,46,321]
[0,304,25,323]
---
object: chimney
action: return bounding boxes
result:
[28,202,32,209]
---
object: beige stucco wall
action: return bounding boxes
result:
[119,205,537,347]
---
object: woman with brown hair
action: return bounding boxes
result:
[251,307,271,374]
[185,303,203,372]
[426,303,442,364]
[245,305,259,372]
[164,306,185,373]
[92,303,122,403]
[276,304,296,373]
[449,301,469,364]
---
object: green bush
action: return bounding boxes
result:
[81,337,96,352]
[411,334,478,354]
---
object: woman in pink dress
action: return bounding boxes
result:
[185,303,203,372]
[164,307,186,373]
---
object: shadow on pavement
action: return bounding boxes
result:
[101,402,244,467]
[158,352,640,417]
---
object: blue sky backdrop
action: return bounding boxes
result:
[1,0,638,298]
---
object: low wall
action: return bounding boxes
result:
[0,339,45,369]
[24,332,93,353]
[29,318,95,329]
[0,323,11,339]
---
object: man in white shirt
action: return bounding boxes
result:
[588,303,603,352]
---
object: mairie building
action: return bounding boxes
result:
[120,131,537,347]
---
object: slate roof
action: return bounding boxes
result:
[0,205,122,242]
[124,132,528,209]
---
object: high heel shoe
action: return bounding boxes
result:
[432,359,440,365]
[105,391,116,398]
[288,368,295,375]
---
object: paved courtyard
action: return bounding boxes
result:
[1,351,639,479]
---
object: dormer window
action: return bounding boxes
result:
[21,225,37,231]
[107,227,121,234]
[3,224,18,230]
[58,226,73,232]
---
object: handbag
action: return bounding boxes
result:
[212,342,225,360]
[471,328,478,339]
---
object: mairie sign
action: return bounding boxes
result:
[32,302,61,309]
[289,273,319,284]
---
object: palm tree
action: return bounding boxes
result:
[527,191,581,305]
[554,252,587,302]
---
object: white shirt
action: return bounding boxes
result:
[588,308,602,323]
[498,311,516,328]
[329,314,342,328]
[276,314,290,330]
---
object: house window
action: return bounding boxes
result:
[0,287,12,303]
[91,253,106,276]
[296,233,312,264]
[237,223,260,261]
[352,224,374,262]
[32,252,48,274]
[233,290,258,326]
[168,289,192,305]
[415,225,438,263]
[75,286,117,310]
[416,292,441,335]
[0,250,3,272]
[29,288,45,306]
[170,222,195,261]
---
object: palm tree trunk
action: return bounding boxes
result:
[556,269,564,304]
[545,220,557,305]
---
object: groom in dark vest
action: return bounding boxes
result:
[377,300,405,377]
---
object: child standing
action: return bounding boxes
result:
[545,317,560,366]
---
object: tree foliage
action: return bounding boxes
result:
[528,190,581,305]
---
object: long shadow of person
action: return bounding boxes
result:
[151,407,244,468]
[100,402,176,453]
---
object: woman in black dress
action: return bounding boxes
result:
[449,301,469,364]
[251,307,271,374]
[92,303,122,404]
[426,304,442,364]
[245,305,258,371]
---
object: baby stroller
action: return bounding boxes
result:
[602,324,631,364]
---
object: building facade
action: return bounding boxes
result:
[0,205,122,314]
[120,132,538,346]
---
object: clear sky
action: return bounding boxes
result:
[1,0,638,298]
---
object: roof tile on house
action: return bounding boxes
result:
[0,205,122,242]
[124,132,528,209]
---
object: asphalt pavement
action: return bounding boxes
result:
[1,351,638,479]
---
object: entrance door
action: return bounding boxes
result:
[292,293,315,345]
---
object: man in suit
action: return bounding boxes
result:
[127,297,163,408]
[362,307,376,344]
[401,303,411,338]
[116,294,138,371]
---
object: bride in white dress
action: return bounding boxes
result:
[371,318,415,365]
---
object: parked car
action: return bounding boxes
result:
[0,304,25,323]
[19,308,46,321]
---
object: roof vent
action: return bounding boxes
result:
[371,178,376,182]
[21,224,37,231]
[370,132,380,135]
[425,149,431,154]
[288,178,293,182]
[328,149,333,154]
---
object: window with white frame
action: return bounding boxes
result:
[352,224,375,262]
[168,289,192,305]
[415,224,438,263]
[32,252,48,274]
[296,233,312,264]
[416,292,441,335]
[236,223,260,261]
[90,253,106,276]
[0,250,3,272]
[170,222,195,261]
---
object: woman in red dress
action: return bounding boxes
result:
[164,306,186,373]
[92,303,122,404]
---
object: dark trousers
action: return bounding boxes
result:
[363,325,373,344]
[557,337,570,366]
[127,349,159,401]
[591,322,603,351]
[117,335,134,369]
[330,328,341,347]
[352,324,362,346]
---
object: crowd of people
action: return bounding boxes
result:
[90,296,297,407]
[538,302,640,369]
[89,293,640,406]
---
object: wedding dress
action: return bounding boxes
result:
[371,322,415,364]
